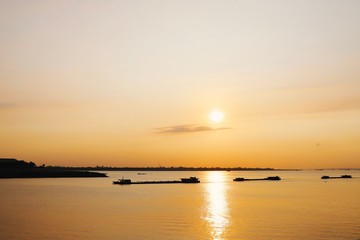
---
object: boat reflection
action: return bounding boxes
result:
[204,171,229,240]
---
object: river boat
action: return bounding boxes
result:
[113,177,200,185]
[267,176,281,180]
[321,175,352,179]
[233,176,281,181]
[180,177,200,183]
[113,178,132,184]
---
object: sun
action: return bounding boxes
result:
[209,110,224,123]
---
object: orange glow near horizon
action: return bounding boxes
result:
[1,1,360,168]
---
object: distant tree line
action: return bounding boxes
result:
[0,158,279,171]
[0,158,36,169]
[46,166,275,171]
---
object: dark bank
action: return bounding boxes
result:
[0,158,107,178]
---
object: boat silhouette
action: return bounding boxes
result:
[113,177,200,185]
[233,176,281,181]
[321,175,352,179]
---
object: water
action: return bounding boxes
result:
[0,170,359,240]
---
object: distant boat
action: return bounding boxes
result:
[233,176,281,181]
[137,173,146,175]
[267,176,281,181]
[113,177,200,185]
[113,178,132,185]
[233,177,245,181]
[180,177,200,183]
[321,175,352,179]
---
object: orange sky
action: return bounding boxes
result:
[1,0,360,168]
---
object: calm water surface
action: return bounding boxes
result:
[0,170,359,240]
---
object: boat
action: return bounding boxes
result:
[321,175,352,179]
[233,177,245,181]
[180,177,200,183]
[266,176,281,180]
[233,176,281,181]
[113,177,200,185]
[113,178,132,184]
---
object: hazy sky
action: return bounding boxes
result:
[1,0,359,168]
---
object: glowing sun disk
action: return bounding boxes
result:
[210,110,224,123]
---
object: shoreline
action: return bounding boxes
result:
[0,169,108,178]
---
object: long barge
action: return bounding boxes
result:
[113,177,200,185]
[321,175,352,179]
[233,176,281,181]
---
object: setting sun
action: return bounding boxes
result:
[209,110,224,123]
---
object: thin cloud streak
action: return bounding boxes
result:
[155,124,231,134]
[0,102,19,110]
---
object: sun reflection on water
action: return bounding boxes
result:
[204,171,229,240]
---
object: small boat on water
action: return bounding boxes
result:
[180,177,200,183]
[321,175,352,179]
[267,176,281,180]
[113,177,200,185]
[233,176,281,181]
[113,178,132,185]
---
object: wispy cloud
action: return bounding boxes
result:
[303,97,360,114]
[155,124,231,134]
[236,83,360,118]
[0,102,19,110]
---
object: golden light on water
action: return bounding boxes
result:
[204,171,229,240]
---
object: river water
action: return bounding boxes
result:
[0,170,359,240]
